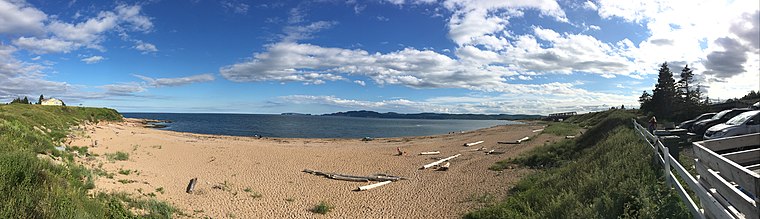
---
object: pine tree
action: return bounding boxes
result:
[22,97,29,104]
[676,65,694,100]
[651,62,676,120]
[38,94,44,104]
[639,91,652,112]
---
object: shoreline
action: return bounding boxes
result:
[69,118,559,218]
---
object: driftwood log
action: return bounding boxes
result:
[421,154,461,169]
[464,140,484,147]
[186,178,198,193]
[303,169,406,182]
[420,151,440,155]
[356,181,392,191]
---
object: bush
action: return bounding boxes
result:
[107,152,129,161]
[311,201,334,214]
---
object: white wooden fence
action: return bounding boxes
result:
[632,119,760,219]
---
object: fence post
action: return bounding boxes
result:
[663,145,671,187]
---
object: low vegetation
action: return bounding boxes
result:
[107,151,130,161]
[541,122,580,137]
[0,104,175,218]
[473,110,690,218]
[311,201,334,214]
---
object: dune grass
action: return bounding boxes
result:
[311,201,334,214]
[541,122,580,137]
[473,110,690,218]
[0,104,175,218]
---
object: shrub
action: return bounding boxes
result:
[311,201,334,214]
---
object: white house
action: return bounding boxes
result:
[41,98,64,106]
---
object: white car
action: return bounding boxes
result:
[704,110,760,140]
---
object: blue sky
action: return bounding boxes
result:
[1,0,758,115]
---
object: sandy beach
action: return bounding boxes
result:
[69,119,563,218]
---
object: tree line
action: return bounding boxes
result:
[638,62,758,122]
[7,94,65,106]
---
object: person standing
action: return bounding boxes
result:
[648,116,657,134]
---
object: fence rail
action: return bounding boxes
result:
[631,119,760,219]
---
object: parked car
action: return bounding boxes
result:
[678,112,717,130]
[704,110,760,140]
[690,108,753,136]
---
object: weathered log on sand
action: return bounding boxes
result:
[532,129,544,133]
[518,136,530,143]
[486,149,495,154]
[438,162,450,171]
[303,169,406,182]
[460,147,486,152]
[420,151,440,155]
[464,141,484,147]
[565,135,576,139]
[498,141,520,144]
[421,154,461,169]
[186,178,198,193]
[357,181,392,191]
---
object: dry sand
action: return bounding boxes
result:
[69,118,564,218]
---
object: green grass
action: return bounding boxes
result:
[156,187,164,194]
[106,151,129,161]
[541,122,580,136]
[0,104,175,218]
[311,201,334,214]
[471,110,690,218]
[118,169,132,175]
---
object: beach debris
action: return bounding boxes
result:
[463,140,484,147]
[419,151,440,155]
[186,178,198,193]
[396,147,404,156]
[498,136,531,144]
[421,154,461,169]
[565,135,576,139]
[54,146,66,151]
[356,181,393,191]
[303,169,406,182]
[361,137,374,141]
[486,149,495,154]
[532,129,544,133]
[437,162,451,171]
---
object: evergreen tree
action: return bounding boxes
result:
[639,91,653,112]
[651,62,676,119]
[38,94,44,104]
[22,96,29,104]
[676,65,694,100]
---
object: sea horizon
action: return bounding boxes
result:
[122,112,521,139]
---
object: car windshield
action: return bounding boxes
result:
[697,113,714,120]
[725,112,756,125]
[712,110,729,119]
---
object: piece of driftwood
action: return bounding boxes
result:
[186,178,197,193]
[464,141,484,147]
[357,181,392,191]
[303,169,406,182]
[460,147,486,152]
[498,136,530,144]
[437,162,450,171]
[565,136,576,139]
[532,129,544,133]
[421,154,461,169]
[486,149,495,154]
[420,151,440,155]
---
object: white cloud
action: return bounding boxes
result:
[353,80,366,86]
[583,1,598,11]
[282,21,337,42]
[12,37,76,54]
[134,74,215,87]
[8,3,153,54]
[133,40,158,53]
[0,0,47,34]
[277,91,640,115]
[81,55,104,64]
[99,83,146,95]
[221,1,249,14]
[589,25,601,30]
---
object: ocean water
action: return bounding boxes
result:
[121,113,520,138]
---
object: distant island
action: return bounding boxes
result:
[321,110,542,120]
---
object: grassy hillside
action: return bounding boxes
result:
[0,104,174,218]
[470,110,690,218]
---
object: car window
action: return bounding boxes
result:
[712,110,729,119]
[726,112,756,125]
